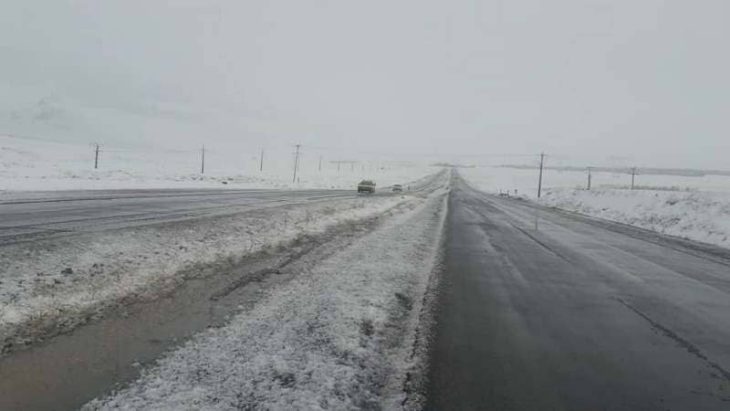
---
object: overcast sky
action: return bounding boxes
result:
[1,0,729,168]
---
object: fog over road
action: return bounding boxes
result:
[426,175,730,410]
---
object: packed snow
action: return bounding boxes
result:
[0,135,437,192]
[0,192,424,355]
[83,187,448,410]
[461,166,730,249]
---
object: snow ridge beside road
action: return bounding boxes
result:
[541,188,730,249]
[84,188,449,410]
[0,194,417,356]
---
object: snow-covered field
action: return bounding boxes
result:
[0,135,436,192]
[461,166,730,249]
[83,184,448,410]
[460,165,730,198]
[0,191,430,356]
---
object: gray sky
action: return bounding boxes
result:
[1,0,729,168]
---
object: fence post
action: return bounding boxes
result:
[587,167,592,190]
[631,167,636,189]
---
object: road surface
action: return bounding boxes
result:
[426,176,730,410]
[0,187,393,245]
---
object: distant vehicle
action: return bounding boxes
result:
[392,184,403,192]
[357,180,376,194]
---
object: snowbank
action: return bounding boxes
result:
[0,193,422,355]
[541,188,730,249]
[84,188,448,410]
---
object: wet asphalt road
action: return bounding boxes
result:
[0,188,365,245]
[426,176,730,410]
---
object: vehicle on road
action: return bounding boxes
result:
[392,184,403,192]
[357,180,376,193]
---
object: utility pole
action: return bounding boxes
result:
[631,167,637,190]
[318,155,322,172]
[259,149,264,172]
[537,152,545,198]
[293,144,301,183]
[200,145,206,174]
[94,144,100,169]
[587,167,592,190]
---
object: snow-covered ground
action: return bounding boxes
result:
[0,191,430,355]
[461,166,730,249]
[0,135,436,191]
[541,189,730,249]
[83,185,448,410]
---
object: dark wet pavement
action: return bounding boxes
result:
[426,175,730,410]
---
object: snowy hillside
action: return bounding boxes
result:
[0,135,436,192]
